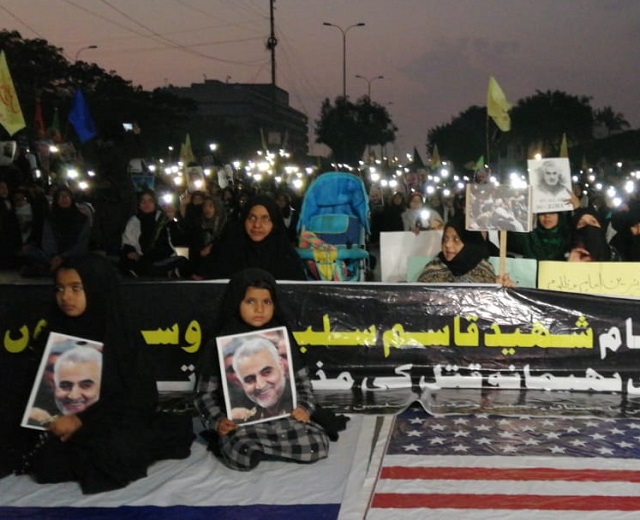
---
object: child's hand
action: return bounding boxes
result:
[291,406,310,423]
[217,417,237,436]
[48,414,82,442]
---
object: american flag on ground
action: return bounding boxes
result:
[366,407,640,519]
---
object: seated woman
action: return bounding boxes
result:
[119,189,189,277]
[418,219,513,285]
[187,195,227,278]
[195,268,330,470]
[508,212,571,261]
[22,186,90,276]
[23,254,193,494]
[203,194,306,281]
[609,205,640,261]
[401,192,429,235]
[568,207,621,262]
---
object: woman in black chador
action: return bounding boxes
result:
[203,194,306,281]
[24,254,193,494]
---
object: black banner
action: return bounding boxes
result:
[2,280,640,415]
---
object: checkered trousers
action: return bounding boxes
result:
[218,417,330,471]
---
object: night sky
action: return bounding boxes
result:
[2,0,639,157]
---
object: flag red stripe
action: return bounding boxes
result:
[381,466,640,483]
[372,493,640,510]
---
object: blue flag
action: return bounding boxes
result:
[68,89,96,143]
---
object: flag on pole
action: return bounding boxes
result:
[0,51,26,136]
[180,133,195,165]
[49,107,62,143]
[68,89,96,143]
[368,409,640,518]
[260,128,267,151]
[34,97,45,138]
[465,155,485,171]
[560,133,569,158]
[430,144,441,168]
[487,76,512,132]
[412,147,425,169]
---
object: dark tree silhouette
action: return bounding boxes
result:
[315,96,396,164]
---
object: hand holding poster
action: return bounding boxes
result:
[21,333,103,430]
[217,326,297,426]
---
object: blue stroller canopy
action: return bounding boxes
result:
[297,172,370,235]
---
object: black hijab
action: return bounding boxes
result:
[206,195,306,280]
[199,268,301,376]
[571,207,611,262]
[49,187,87,251]
[48,254,157,422]
[438,219,490,277]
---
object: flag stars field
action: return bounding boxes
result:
[369,410,640,516]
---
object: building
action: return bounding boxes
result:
[167,79,308,160]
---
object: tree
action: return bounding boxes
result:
[0,30,196,157]
[315,96,396,164]
[427,106,487,171]
[594,106,630,137]
[509,90,594,157]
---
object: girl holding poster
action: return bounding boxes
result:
[195,268,330,470]
[21,254,193,494]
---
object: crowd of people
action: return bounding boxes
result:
[4,140,640,494]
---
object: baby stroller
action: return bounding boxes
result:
[296,172,370,281]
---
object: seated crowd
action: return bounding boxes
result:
[3,172,640,285]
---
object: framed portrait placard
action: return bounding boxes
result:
[528,157,573,213]
[21,332,103,431]
[216,326,297,427]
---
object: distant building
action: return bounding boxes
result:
[166,79,308,159]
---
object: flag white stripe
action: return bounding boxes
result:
[381,454,640,471]
[373,478,640,496]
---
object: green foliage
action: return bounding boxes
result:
[315,96,396,164]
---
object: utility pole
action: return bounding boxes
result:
[266,0,279,153]
[267,0,277,87]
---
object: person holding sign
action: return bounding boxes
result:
[195,268,330,470]
[418,219,514,286]
[22,254,193,494]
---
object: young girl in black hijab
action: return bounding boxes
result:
[195,268,329,470]
[25,254,193,494]
[203,195,306,281]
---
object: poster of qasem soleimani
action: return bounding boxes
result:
[217,326,297,427]
[465,184,532,232]
[21,332,103,431]
[528,157,573,213]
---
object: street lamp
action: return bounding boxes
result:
[322,22,365,98]
[355,74,384,98]
[74,45,98,62]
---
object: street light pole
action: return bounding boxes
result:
[74,45,98,62]
[323,22,365,98]
[355,74,384,98]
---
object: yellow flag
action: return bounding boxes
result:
[559,133,568,158]
[486,76,512,132]
[0,51,26,136]
[180,133,195,165]
[430,144,441,167]
[581,155,589,172]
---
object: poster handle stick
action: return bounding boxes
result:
[499,229,507,277]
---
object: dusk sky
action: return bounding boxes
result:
[2,0,639,158]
